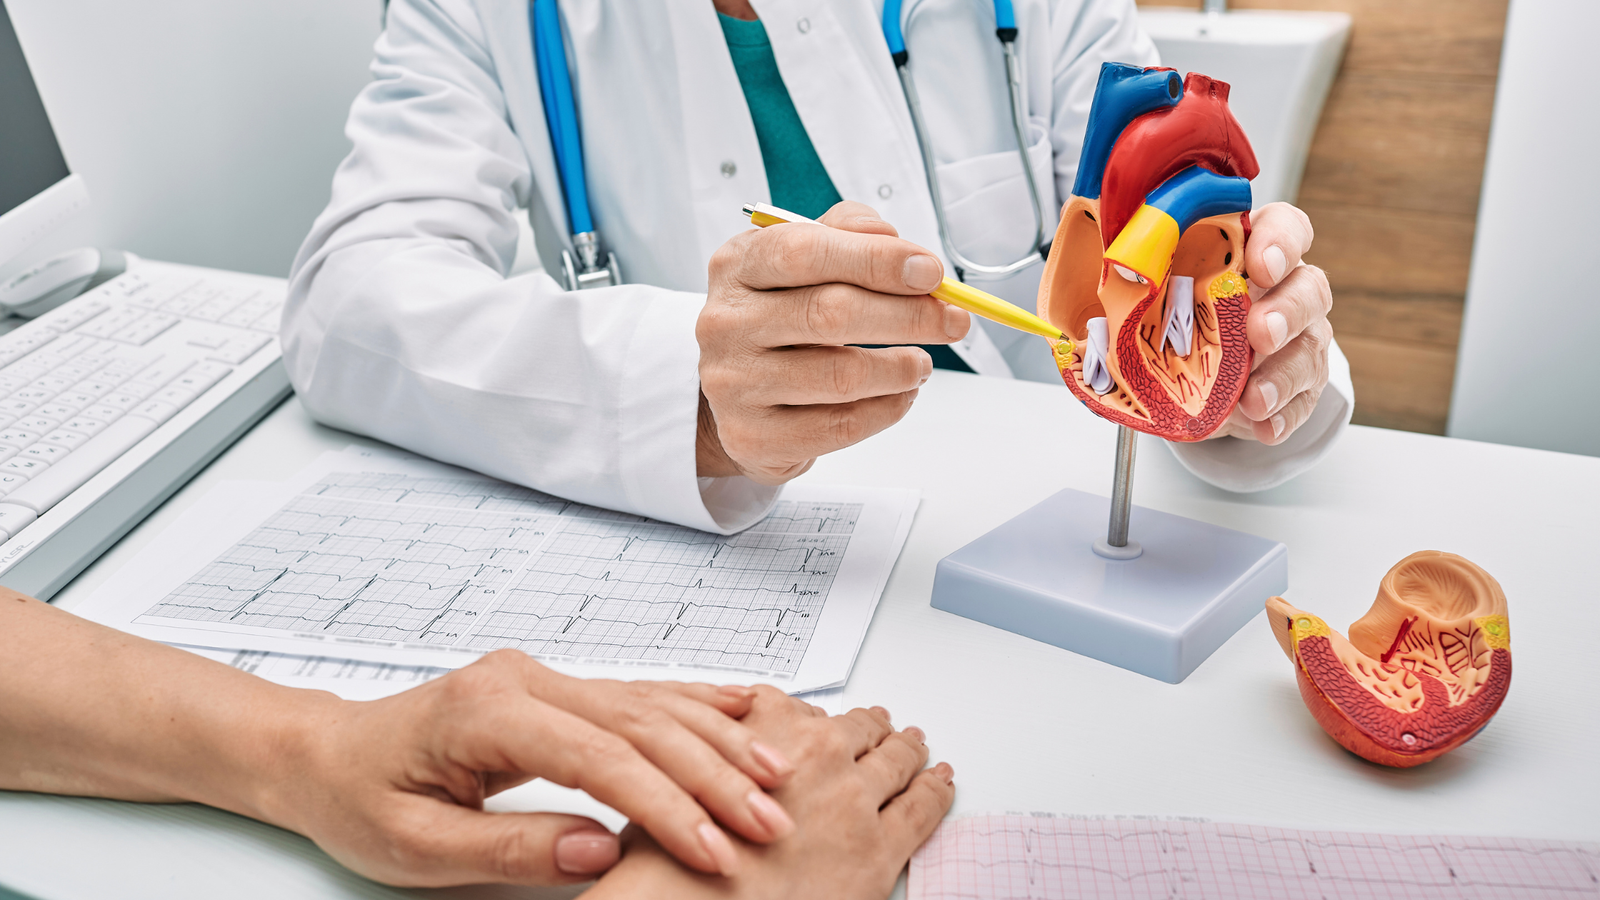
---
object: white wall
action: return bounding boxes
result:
[3,0,382,281]
[1448,0,1600,456]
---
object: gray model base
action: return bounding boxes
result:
[931,488,1287,684]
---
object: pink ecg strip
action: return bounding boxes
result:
[910,814,1600,899]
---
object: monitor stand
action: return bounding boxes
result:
[930,426,1287,683]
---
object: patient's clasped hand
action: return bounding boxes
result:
[0,590,953,895]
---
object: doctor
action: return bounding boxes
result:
[286,0,1349,535]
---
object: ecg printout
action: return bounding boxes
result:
[910,814,1600,900]
[79,450,918,692]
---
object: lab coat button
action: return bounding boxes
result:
[797,18,811,33]
[878,183,893,199]
[720,160,738,178]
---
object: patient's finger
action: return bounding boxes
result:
[881,764,957,860]
[857,729,930,803]
[835,706,895,758]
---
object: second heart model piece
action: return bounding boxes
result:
[1041,62,1259,439]
[930,62,1287,684]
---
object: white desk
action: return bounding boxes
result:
[3,371,1598,898]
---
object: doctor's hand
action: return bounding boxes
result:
[1209,202,1334,445]
[581,688,956,900]
[273,651,797,886]
[696,201,971,483]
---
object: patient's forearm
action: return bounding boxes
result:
[0,589,329,825]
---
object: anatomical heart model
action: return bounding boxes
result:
[1267,551,1512,768]
[1040,63,1259,440]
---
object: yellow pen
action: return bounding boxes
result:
[741,202,1069,344]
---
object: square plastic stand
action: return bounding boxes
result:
[931,488,1287,683]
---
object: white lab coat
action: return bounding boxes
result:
[284,0,1354,534]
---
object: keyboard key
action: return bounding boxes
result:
[0,502,37,538]
[37,299,108,331]
[49,364,94,382]
[3,415,158,514]
[129,400,179,424]
[34,403,75,420]
[75,307,145,339]
[1,457,49,476]
[53,391,96,410]
[71,379,117,398]
[0,429,40,447]
[61,417,107,437]
[170,363,231,396]
[0,472,27,495]
[129,358,192,388]
[206,333,271,365]
[28,375,73,394]
[0,399,36,417]
[12,388,51,405]
[14,416,58,433]
[39,430,88,450]
[101,392,144,410]
[81,405,124,423]
[112,313,179,345]
[22,444,68,463]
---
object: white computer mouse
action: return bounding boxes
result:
[0,247,133,318]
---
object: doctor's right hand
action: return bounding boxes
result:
[696,201,971,484]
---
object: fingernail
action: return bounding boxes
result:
[935,762,955,784]
[1264,245,1287,285]
[918,354,933,387]
[746,789,796,839]
[905,726,926,743]
[1271,414,1286,439]
[697,822,740,876]
[943,305,969,340]
[555,830,620,875]
[750,741,793,779]
[1264,310,1289,351]
[872,706,892,723]
[1256,379,1278,414]
[718,684,754,699]
[903,254,942,292]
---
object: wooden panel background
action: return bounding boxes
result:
[1139,0,1509,434]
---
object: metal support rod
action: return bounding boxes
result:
[1107,425,1138,547]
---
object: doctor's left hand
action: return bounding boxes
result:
[696,201,971,484]
[1210,202,1335,445]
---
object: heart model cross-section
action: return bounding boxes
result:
[1266,551,1512,768]
[1039,63,1260,441]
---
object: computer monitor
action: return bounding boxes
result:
[0,0,88,268]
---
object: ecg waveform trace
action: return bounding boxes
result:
[910,814,1600,900]
[138,472,864,674]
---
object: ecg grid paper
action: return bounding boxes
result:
[909,814,1600,900]
[135,472,863,676]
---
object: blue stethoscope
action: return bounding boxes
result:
[531,0,620,290]
[530,0,1048,290]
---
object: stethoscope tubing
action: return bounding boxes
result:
[885,0,1048,282]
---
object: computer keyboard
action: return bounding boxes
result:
[0,261,291,599]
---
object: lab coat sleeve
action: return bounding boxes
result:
[1045,0,1160,204]
[1043,0,1352,491]
[281,0,778,534]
